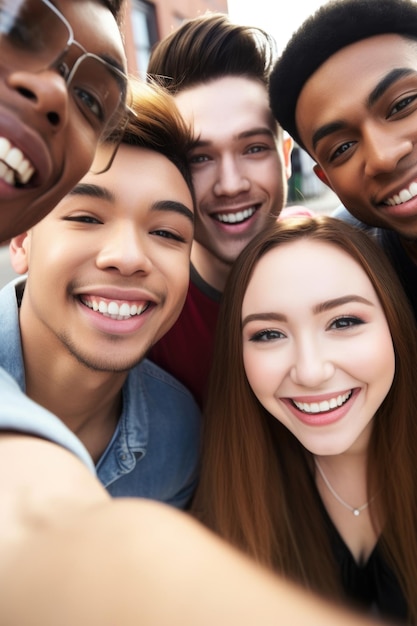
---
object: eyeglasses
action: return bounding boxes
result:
[0,0,130,173]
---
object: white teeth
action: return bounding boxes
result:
[385,181,417,206]
[216,207,256,224]
[82,298,148,320]
[0,137,35,186]
[293,391,352,414]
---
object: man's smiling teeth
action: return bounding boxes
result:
[385,181,417,206]
[0,137,35,186]
[81,298,149,320]
[215,207,256,224]
[292,391,352,414]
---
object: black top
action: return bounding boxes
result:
[318,499,408,622]
[378,229,417,323]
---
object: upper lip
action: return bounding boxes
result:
[285,389,353,403]
[0,107,53,187]
[375,175,417,207]
[209,201,261,217]
[73,286,159,304]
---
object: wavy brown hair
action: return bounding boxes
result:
[147,12,276,94]
[192,216,417,622]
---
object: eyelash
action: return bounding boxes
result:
[248,316,365,342]
[64,215,101,224]
[249,329,285,343]
[327,315,365,330]
[151,229,185,243]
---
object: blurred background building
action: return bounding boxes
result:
[121,0,229,77]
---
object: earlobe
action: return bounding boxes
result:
[9,232,30,275]
[283,135,294,180]
[313,164,332,189]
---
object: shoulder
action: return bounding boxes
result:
[0,368,95,472]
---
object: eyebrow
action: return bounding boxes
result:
[242,294,374,328]
[68,183,113,201]
[192,126,275,148]
[67,185,194,223]
[311,67,416,151]
[152,200,194,225]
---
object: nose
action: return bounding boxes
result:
[7,69,69,131]
[289,336,335,388]
[363,123,412,177]
[213,154,250,196]
[96,225,153,276]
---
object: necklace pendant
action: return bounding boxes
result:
[353,508,360,516]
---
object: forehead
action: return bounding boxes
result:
[296,34,417,153]
[55,0,126,68]
[243,240,374,310]
[83,144,193,204]
[175,75,277,140]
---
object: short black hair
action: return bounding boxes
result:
[269,0,417,149]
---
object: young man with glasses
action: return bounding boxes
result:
[0,3,394,625]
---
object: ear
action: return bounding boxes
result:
[9,232,31,275]
[313,164,332,189]
[283,135,293,180]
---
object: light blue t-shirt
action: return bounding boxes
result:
[0,278,201,509]
[0,366,95,472]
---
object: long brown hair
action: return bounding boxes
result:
[192,216,417,622]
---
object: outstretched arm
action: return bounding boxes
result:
[0,434,388,626]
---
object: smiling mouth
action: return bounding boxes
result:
[291,390,353,414]
[80,297,151,321]
[213,206,257,224]
[383,181,417,207]
[0,138,35,188]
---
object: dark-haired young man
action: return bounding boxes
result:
[269,0,417,319]
[147,13,292,406]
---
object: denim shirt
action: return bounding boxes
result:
[0,278,201,509]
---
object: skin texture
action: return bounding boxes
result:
[296,34,417,241]
[0,0,127,241]
[175,75,291,291]
[9,143,193,461]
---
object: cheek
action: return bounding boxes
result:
[243,345,285,398]
[190,169,210,203]
[350,327,395,391]
[165,256,190,306]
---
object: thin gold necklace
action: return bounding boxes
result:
[315,458,373,517]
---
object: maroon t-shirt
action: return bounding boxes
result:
[148,265,221,408]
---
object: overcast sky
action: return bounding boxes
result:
[227,0,331,52]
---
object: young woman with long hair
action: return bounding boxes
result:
[192,215,417,624]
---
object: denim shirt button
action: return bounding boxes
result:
[119,453,127,461]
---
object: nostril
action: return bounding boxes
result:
[47,111,60,126]
[17,86,36,101]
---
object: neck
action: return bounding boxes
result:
[191,240,232,292]
[19,322,126,464]
[399,235,417,264]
